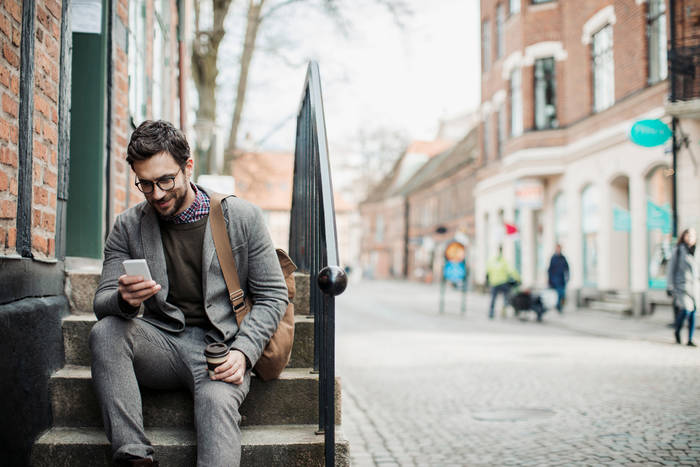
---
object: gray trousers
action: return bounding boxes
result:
[89,316,251,466]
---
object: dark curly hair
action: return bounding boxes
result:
[127,120,190,168]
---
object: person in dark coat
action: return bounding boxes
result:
[667,228,698,346]
[547,244,569,313]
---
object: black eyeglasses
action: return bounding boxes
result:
[135,168,183,194]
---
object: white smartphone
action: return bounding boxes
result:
[122,259,153,281]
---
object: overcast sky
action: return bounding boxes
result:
[210,0,482,156]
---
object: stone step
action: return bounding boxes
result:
[587,300,632,314]
[63,314,315,369]
[31,425,349,466]
[50,365,340,428]
[65,266,311,316]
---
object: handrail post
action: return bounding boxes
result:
[290,62,347,467]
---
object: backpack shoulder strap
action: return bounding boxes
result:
[209,192,248,324]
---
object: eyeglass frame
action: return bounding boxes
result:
[135,167,184,194]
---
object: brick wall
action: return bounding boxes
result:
[0,0,21,256]
[480,0,668,161]
[32,0,62,259]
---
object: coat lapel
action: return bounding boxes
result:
[140,205,169,299]
[202,218,216,295]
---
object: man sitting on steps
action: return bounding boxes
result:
[90,120,288,466]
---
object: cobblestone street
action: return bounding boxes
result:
[337,280,700,466]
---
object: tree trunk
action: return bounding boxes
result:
[224,0,265,174]
[191,0,234,176]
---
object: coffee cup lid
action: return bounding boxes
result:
[205,342,229,358]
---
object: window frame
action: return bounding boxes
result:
[482,19,491,72]
[510,67,523,137]
[647,0,668,84]
[591,24,615,113]
[533,56,557,130]
[496,4,505,59]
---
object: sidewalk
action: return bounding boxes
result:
[473,289,693,346]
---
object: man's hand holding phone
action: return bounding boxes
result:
[120,259,161,307]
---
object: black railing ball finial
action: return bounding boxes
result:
[317,265,347,296]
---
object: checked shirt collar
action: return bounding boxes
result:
[163,183,210,224]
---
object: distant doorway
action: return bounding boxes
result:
[610,175,630,290]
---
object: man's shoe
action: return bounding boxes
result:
[675,331,681,344]
[688,341,696,347]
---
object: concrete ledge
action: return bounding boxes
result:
[50,366,341,428]
[63,315,315,368]
[31,425,350,466]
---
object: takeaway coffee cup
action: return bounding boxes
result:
[204,343,230,378]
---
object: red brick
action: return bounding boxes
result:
[50,149,57,165]
[0,64,9,88]
[2,92,18,117]
[0,147,17,167]
[32,233,47,255]
[0,199,15,218]
[11,26,19,46]
[41,212,55,232]
[7,226,15,247]
[46,0,62,20]
[6,0,21,23]
[33,140,47,161]
[0,225,4,247]
[32,207,41,227]
[10,75,18,96]
[0,14,9,39]
[44,169,57,188]
[9,176,16,195]
[48,237,54,256]
[33,185,48,206]
[48,194,56,209]
[3,43,18,68]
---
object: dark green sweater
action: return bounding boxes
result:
[159,216,210,326]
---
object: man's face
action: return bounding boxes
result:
[132,151,194,218]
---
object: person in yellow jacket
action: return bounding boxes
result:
[486,246,520,319]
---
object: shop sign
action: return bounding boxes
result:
[646,200,671,233]
[630,119,672,147]
[515,179,544,209]
[613,206,631,232]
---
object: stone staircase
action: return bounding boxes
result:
[587,290,634,315]
[30,261,348,466]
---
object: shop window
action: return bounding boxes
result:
[581,185,599,286]
[534,57,557,129]
[647,0,668,84]
[510,68,523,136]
[592,24,615,112]
[482,20,491,72]
[496,4,505,59]
[646,166,672,289]
[554,192,567,245]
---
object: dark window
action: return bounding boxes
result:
[482,20,491,72]
[496,4,505,59]
[592,24,614,112]
[647,0,667,84]
[532,0,555,4]
[534,57,557,129]
[509,0,520,15]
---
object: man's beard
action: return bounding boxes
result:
[150,187,188,218]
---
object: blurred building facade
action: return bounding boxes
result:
[476,0,699,314]
[0,0,189,463]
[359,139,454,279]
[232,150,358,268]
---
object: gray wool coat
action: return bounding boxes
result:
[667,243,700,312]
[93,187,289,366]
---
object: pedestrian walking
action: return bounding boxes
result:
[486,246,519,319]
[90,120,289,465]
[547,244,569,313]
[666,228,698,347]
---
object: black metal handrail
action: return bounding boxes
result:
[289,61,347,467]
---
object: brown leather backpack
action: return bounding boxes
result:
[209,193,296,381]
